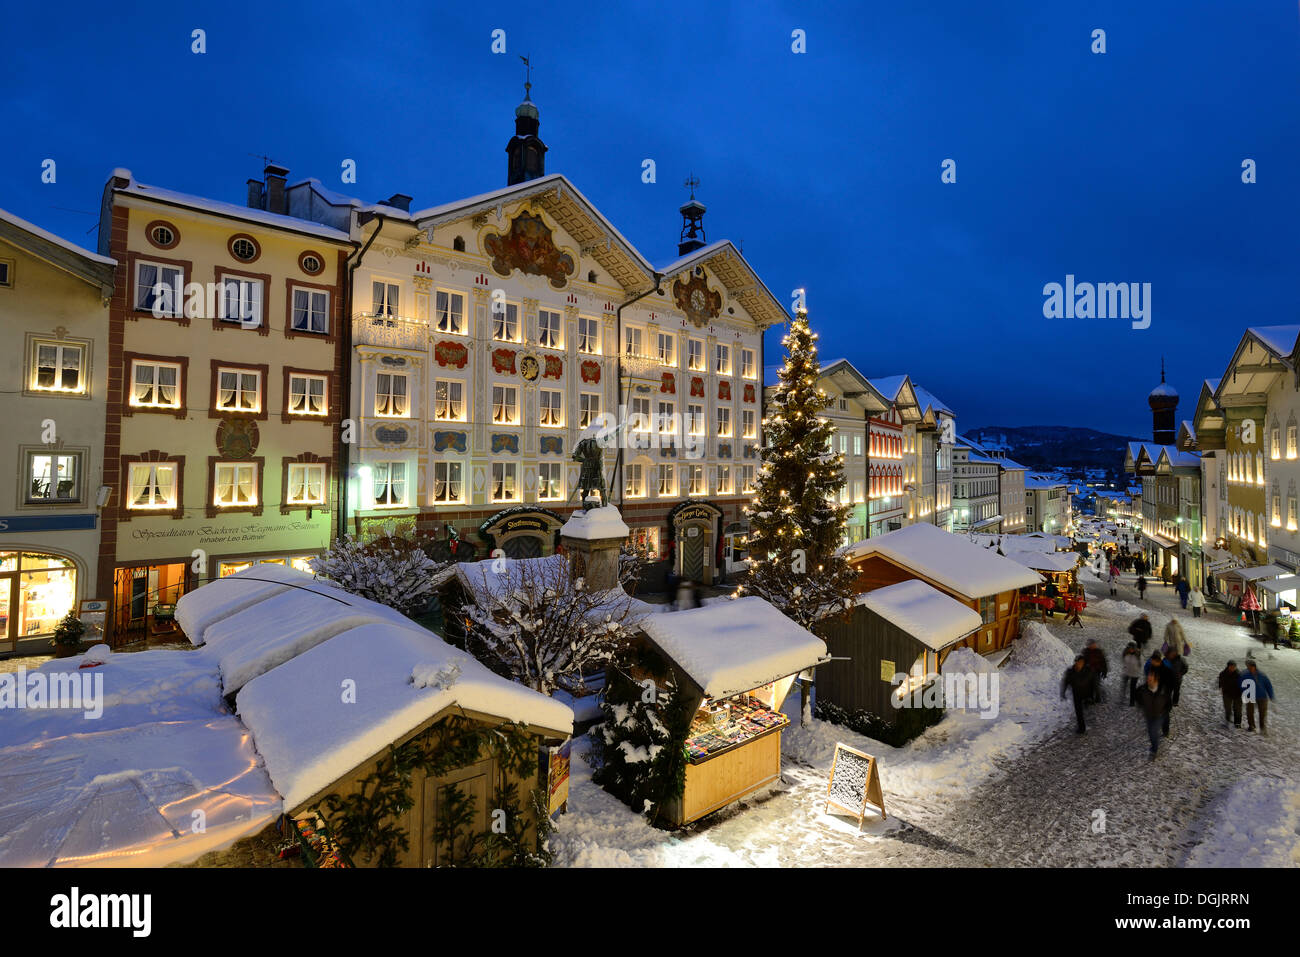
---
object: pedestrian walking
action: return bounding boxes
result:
[1163,642,1189,712]
[1217,660,1243,729]
[1135,555,1147,577]
[1137,574,1148,600]
[1061,654,1095,734]
[1243,660,1276,735]
[1109,564,1120,596]
[1175,576,1190,609]
[1082,639,1108,703]
[1122,642,1143,706]
[1128,613,1153,650]
[1136,668,1172,760]
[1189,585,1205,619]
[1143,651,1179,736]
[1162,618,1191,659]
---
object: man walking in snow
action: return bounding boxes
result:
[1243,660,1276,735]
[1189,585,1206,619]
[1217,660,1243,729]
[1136,668,1172,760]
[1128,613,1153,650]
[1136,574,1148,601]
[1122,642,1143,706]
[1061,654,1094,734]
[1175,576,1190,609]
[1082,639,1108,703]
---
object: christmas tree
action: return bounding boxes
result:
[739,305,857,631]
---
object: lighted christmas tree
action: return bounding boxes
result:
[739,304,857,631]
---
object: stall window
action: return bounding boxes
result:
[629,526,660,560]
[979,596,996,623]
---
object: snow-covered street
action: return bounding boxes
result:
[552,570,1300,867]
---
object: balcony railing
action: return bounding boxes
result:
[353,313,429,350]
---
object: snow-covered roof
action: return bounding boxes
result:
[1230,564,1289,583]
[1005,550,1080,573]
[1148,382,1178,398]
[655,239,788,329]
[0,206,116,266]
[639,596,827,699]
[1248,325,1300,359]
[868,375,909,403]
[912,384,953,417]
[842,523,1041,597]
[857,580,982,651]
[114,172,351,242]
[237,622,573,809]
[176,563,314,644]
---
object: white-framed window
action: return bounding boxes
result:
[687,338,704,371]
[433,378,465,422]
[624,326,643,356]
[741,348,756,379]
[658,332,675,365]
[839,434,848,454]
[854,434,863,456]
[540,389,563,427]
[625,463,646,498]
[1289,422,1298,460]
[657,464,675,496]
[685,464,705,496]
[286,463,326,505]
[491,462,519,502]
[687,403,704,435]
[539,309,562,348]
[493,302,520,342]
[435,289,464,333]
[658,400,676,435]
[130,359,181,408]
[288,373,327,416]
[741,465,755,493]
[127,462,178,509]
[717,406,732,437]
[715,343,731,375]
[214,462,258,507]
[372,460,408,507]
[630,396,651,433]
[373,281,400,318]
[291,287,330,333]
[432,461,464,503]
[853,479,865,503]
[630,526,661,560]
[538,462,563,501]
[579,392,601,429]
[375,372,409,417]
[492,384,519,424]
[579,316,600,354]
[31,341,85,393]
[215,367,261,413]
[219,276,264,325]
[742,409,756,439]
[26,451,81,503]
[134,261,184,316]
[715,465,732,495]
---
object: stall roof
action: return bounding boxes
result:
[1005,550,1081,573]
[238,623,574,810]
[175,563,312,644]
[1231,564,1290,582]
[1257,575,1300,596]
[857,580,982,651]
[638,596,827,700]
[842,523,1041,597]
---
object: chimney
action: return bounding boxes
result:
[246,178,263,210]
[264,163,289,214]
[383,193,412,213]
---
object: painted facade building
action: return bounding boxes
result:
[0,209,116,651]
[952,436,1001,532]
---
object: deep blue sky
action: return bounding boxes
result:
[4,0,1297,437]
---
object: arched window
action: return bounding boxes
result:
[1257,453,1266,485]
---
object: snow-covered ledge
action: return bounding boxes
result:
[560,504,629,541]
[561,505,629,593]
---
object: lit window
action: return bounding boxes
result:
[717,406,732,437]
[433,379,465,421]
[491,462,518,502]
[624,326,643,356]
[579,393,601,429]
[687,339,704,371]
[435,290,464,333]
[31,342,84,393]
[286,463,326,505]
[715,344,731,375]
[492,385,519,424]
[742,348,756,379]
[629,397,651,433]
[214,462,258,507]
[658,401,676,435]
[538,462,563,501]
[578,317,600,354]
[625,463,646,498]
[26,452,81,503]
[715,465,732,495]
[375,373,408,417]
[127,462,177,509]
[687,403,704,435]
[539,309,562,348]
[658,333,675,365]
[742,410,756,439]
[493,302,520,342]
[288,374,328,415]
[630,527,660,560]
[134,261,184,316]
[373,281,400,318]
[372,461,407,507]
[432,461,463,503]
[741,465,756,493]
[215,367,261,413]
[658,464,675,496]
[130,360,181,408]
[219,276,263,326]
[854,434,862,456]
[540,389,563,427]
[686,464,705,496]
[291,287,330,333]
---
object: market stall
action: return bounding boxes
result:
[630,596,827,827]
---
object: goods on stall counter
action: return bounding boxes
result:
[277,814,351,868]
[683,694,789,761]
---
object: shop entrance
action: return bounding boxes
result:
[669,500,723,586]
[478,507,563,562]
[0,552,78,653]
[111,563,187,647]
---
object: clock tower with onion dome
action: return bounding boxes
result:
[1148,359,1178,444]
[506,65,547,186]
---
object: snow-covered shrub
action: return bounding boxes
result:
[310,535,441,618]
[813,697,943,748]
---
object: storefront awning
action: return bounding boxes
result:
[1257,575,1300,596]
[1229,564,1290,583]
[1143,533,1177,549]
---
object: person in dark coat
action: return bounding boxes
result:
[1143,651,1181,736]
[1136,574,1148,600]
[1218,660,1243,729]
[1128,614,1153,650]
[1134,555,1147,576]
[1061,655,1095,733]
[1175,576,1190,609]
[1136,669,1172,760]
[1082,639,1108,703]
[1243,660,1276,735]
[1163,644,1189,710]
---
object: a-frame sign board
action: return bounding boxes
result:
[825,742,886,827]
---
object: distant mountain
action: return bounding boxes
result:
[966,425,1144,474]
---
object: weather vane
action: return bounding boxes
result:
[520,55,532,98]
[684,173,700,200]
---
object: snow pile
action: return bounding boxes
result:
[942,647,995,676]
[859,580,982,650]
[1090,598,1145,617]
[560,504,629,540]
[175,564,305,644]
[1185,778,1300,867]
[411,658,464,691]
[82,643,112,664]
[1011,622,1074,671]
[639,596,826,699]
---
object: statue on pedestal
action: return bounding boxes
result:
[571,435,607,509]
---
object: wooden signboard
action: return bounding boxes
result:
[825,742,886,826]
[547,739,571,818]
[78,599,107,641]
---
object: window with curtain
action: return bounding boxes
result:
[131,361,180,408]
[492,302,519,342]
[578,316,599,354]
[538,462,562,500]
[433,379,464,421]
[291,287,329,333]
[216,368,260,412]
[491,462,517,502]
[625,464,644,498]
[540,389,562,426]
[33,342,84,392]
[288,374,327,415]
[435,290,463,333]
[539,309,562,348]
[375,373,408,416]
[128,463,177,508]
[219,277,263,325]
[433,461,463,503]
[135,262,183,315]
[658,464,675,496]
[214,463,257,507]
[579,393,600,428]
[373,461,406,507]
[492,385,518,424]
[373,281,400,318]
[286,463,326,505]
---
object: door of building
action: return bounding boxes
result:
[681,528,705,582]
[422,758,492,867]
[503,534,543,560]
[0,574,16,653]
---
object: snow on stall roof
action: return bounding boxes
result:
[175,563,315,645]
[0,206,116,265]
[237,623,573,809]
[638,596,826,699]
[842,523,1040,597]
[857,580,981,651]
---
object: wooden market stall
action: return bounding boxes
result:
[631,596,828,827]
[1010,550,1084,621]
[842,523,1042,654]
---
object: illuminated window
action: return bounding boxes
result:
[540,389,563,427]
[492,385,519,424]
[715,465,732,495]
[435,290,463,333]
[31,342,85,393]
[629,396,651,433]
[539,309,562,348]
[742,410,756,439]
[715,344,731,375]
[579,393,601,428]
[685,464,704,496]
[491,462,518,502]
[629,526,660,560]
[854,434,862,456]
[214,462,258,508]
[130,360,181,408]
[742,348,756,379]
[373,281,400,318]
[26,452,81,503]
[432,461,463,503]
[288,374,327,415]
[127,462,177,509]
[658,401,676,435]
[215,367,261,413]
[372,460,407,507]
[741,465,756,493]
[625,463,646,498]
[717,406,732,437]
[658,333,675,365]
[492,302,520,342]
[375,373,408,417]
[286,463,326,505]
[538,462,563,501]
[578,316,600,354]
[687,338,704,371]
[687,403,703,435]
[433,378,465,421]
[624,326,643,356]
[657,464,675,496]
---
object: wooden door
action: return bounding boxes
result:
[681,532,704,581]
[422,758,492,867]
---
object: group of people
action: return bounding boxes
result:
[1110,561,1206,616]
[1059,612,1278,760]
